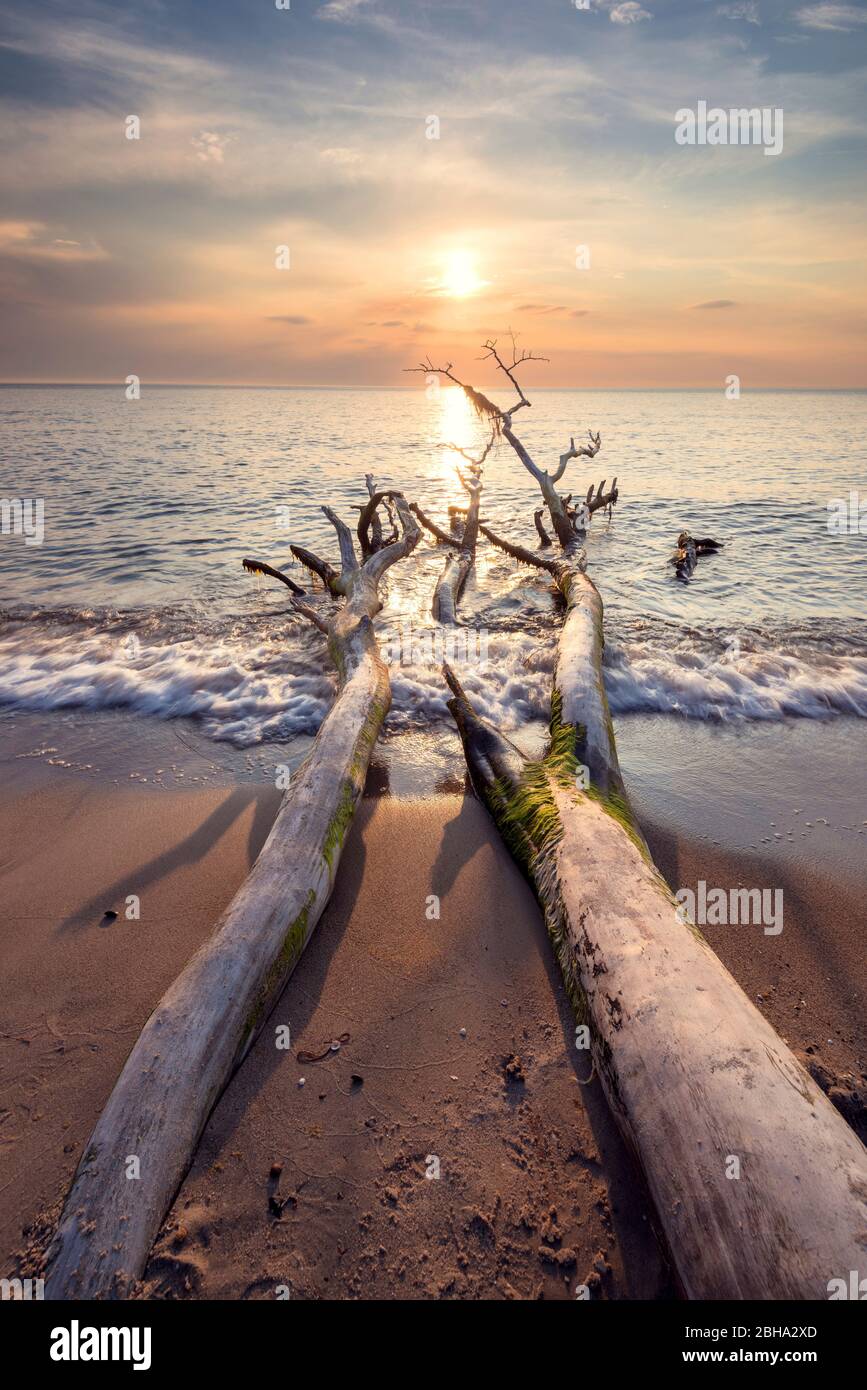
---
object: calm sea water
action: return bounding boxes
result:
[1,386,866,762]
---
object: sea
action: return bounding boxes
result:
[1,385,866,826]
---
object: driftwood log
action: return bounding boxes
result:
[45,486,420,1299]
[671,530,723,580]
[432,449,486,624]
[422,340,867,1298]
[444,661,867,1298]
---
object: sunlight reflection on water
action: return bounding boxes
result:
[1,386,865,748]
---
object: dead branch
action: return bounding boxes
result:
[479,333,548,417]
[440,430,496,467]
[290,544,339,593]
[323,505,360,580]
[533,509,552,547]
[410,501,457,547]
[478,521,565,577]
[671,530,723,581]
[552,431,602,484]
[357,486,406,559]
[242,557,305,595]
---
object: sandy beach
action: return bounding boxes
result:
[2,717,864,1300]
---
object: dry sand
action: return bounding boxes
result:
[1,756,864,1299]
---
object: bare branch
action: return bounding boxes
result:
[290,544,339,593]
[501,417,544,483]
[357,488,405,558]
[362,474,382,552]
[552,430,603,483]
[323,505,359,576]
[403,357,466,390]
[533,509,552,547]
[478,521,565,577]
[479,332,548,415]
[439,425,496,468]
[456,466,484,500]
[409,502,457,546]
[364,493,421,583]
[289,596,330,634]
[242,557,306,596]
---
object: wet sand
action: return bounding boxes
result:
[1,720,865,1299]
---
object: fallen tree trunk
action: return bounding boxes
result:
[45,491,420,1299]
[411,502,476,622]
[421,338,867,1298]
[443,661,867,1298]
[433,547,472,624]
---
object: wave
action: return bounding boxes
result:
[0,619,333,747]
[605,622,867,721]
[1,611,865,747]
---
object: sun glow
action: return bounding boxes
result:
[441,249,484,298]
[437,383,475,451]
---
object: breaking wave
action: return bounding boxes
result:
[1,610,865,748]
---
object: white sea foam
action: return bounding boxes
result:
[1,616,866,748]
[605,633,867,721]
[0,625,332,746]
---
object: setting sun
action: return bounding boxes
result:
[441,249,484,298]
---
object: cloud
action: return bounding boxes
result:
[794,4,867,30]
[608,3,652,24]
[516,303,568,315]
[689,299,738,310]
[0,220,105,262]
[0,0,863,386]
[191,132,228,165]
[717,2,760,22]
[316,0,374,21]
[320,148,363,165]
[0,18,223,87]
[0,221,42,247]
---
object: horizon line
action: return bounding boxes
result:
[1,382,865,393]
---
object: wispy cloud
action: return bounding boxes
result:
[0,0,862,386]
[717,2,760,22]
[794,4,867,31]
[517,304,569,315]
[191,132,229,164]
[0,18,223,84]
[316,0,375,22]
[608,3,653,24]
[0,220,106,261]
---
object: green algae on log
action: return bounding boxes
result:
[437,343,867,1297]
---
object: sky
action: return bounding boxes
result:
[0,0,865,387]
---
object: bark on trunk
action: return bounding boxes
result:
[429,345,866,1296]
[433,549,473,624]
[45,494,420,1300]
[444,652,867,1299]
[672,531,723,580]
[432,475,482,625]
[533,509,552,546]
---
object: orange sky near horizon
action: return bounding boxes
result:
[1,1,865,388]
